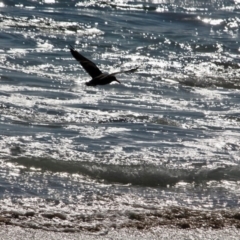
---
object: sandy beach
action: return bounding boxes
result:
[0,225,240,240]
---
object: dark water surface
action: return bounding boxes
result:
[0,0,240,231]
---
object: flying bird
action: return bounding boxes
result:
[69,46,138,86]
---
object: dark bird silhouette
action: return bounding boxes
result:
[69,46,138,86]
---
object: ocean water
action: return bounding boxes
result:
[0,0,240,231]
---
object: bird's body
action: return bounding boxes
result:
[69,46,138,86]
[85,73,119,86]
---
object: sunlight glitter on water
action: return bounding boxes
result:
[0,2,240,234]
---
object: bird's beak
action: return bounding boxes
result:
[115,79,121,84]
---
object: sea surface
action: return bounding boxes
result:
[0,0,240,232]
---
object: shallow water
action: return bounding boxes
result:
[0,0,240,231]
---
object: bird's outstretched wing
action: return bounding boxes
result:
[69,46,102,78]
[100,66,139,79]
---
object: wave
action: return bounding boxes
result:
[10,157,240,187]
[75,1,239,14]
[0,101,180,128]
[178,60,240,89]
[75,1,158,11]
[0,14,103,36]
[179,76,240,89]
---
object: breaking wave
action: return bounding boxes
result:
[9,157,240,187]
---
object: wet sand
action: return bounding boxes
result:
[1,206,240,239]
[1,206,240,231]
